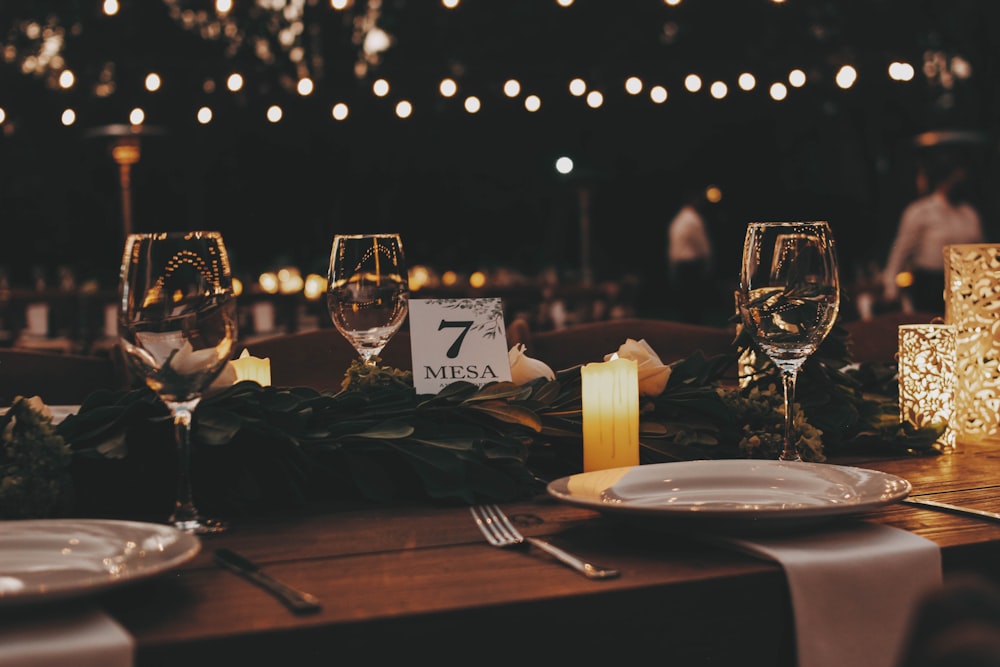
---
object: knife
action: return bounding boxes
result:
[900,497,1000,524]
[214,548,322,613]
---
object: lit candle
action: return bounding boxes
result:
[581,357,639,472]
[231,348,272,386]
[898,323,954,448]
[945,244,1000,445]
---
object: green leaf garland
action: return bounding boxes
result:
[1,320,947,520]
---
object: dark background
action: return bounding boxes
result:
[1,0,998,317]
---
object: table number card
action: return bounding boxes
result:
[408,298,511,394]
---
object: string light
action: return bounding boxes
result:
[296,78,314,96]
[836,65,859,89]
[331,102,349,120]
[439,78,458,97]
[0,2,977,132]
[709,81,728,99]
[889,62,916,82]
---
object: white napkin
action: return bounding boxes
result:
[719,521,942,667]
[0,605,133,667]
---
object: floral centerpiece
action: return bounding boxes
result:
[2,321,943,520]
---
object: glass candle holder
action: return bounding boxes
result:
[945,244,1000,445]
[898,323,955,448]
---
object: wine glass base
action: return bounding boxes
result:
[172,517,228,535]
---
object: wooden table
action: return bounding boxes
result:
[93,446,1000,666]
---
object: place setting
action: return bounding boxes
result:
[539,221,943,667]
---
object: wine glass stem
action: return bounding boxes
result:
[779,369,802,462]
[167,399,202,526]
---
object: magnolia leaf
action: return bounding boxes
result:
[462,382,531,403]
[409,435,479,452]
[195,407,245,446]
[639,420,670,437]
[539,424,582,438]
[407,422,500,452]
[339,449,401,503]
[427,381,478,401]
[96,432,129,459]
[414,383,476,408]
[385,442,532,503]
[354,420,416,439]
[530,379,563,405]
[466,401,543,432]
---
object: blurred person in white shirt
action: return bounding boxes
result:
[882,155,985,314]
[667,188,715,323]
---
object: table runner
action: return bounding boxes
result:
[719,521,942,667]
[0,605,133,667]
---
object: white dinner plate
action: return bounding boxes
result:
[0,519,201,607]
[547,460,912,532]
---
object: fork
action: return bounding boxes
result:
[469,504,620,580]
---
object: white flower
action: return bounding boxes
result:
[2,396,52,443]
[605,338,672,397]
[207,361,238,394]
[508,343,556,384]
[133,333,227,377]
[170,341,227,377]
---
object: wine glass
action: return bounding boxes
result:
[327,233,410,365]
[736,221,840,462]
[118,231,238,534]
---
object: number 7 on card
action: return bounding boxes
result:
[407,298,512,394]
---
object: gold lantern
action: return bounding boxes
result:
[944,244,1000,445]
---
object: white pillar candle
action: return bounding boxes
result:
[581,357,639,472]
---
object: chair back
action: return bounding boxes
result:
[241,330,413,391]
[841,311,938,364]
[0,349,123,406]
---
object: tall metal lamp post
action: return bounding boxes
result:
[110,136,140,239]
[85,124,165,241]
